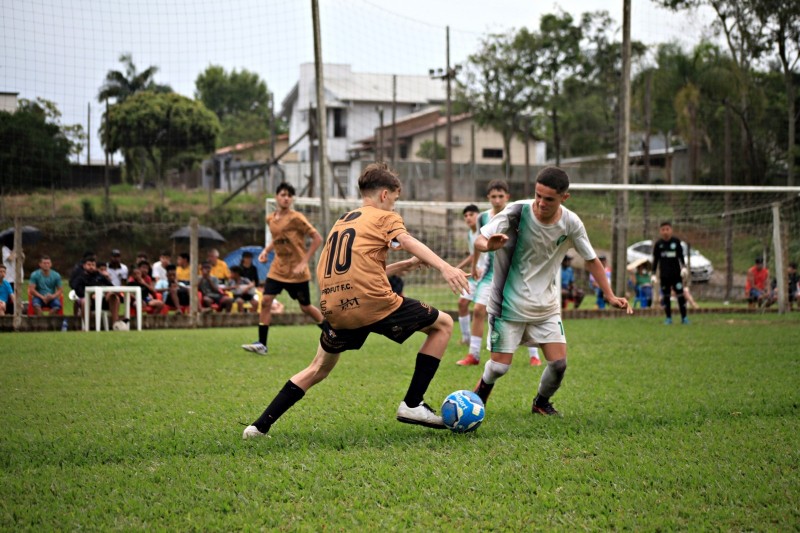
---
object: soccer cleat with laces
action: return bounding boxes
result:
[396,401,446,429]
[242,425,270,439]
[241,342,268,355]
[456,354,480,366]
[531,395,562,417]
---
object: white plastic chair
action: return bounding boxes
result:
[69,289,109,331]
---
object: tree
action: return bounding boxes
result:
[98,53,173,184]
[195,65,284,147]
[416,140,446,162]
[755,0,800,185]
[457,31,530,176]
[98,53,173,104]
[657,1,773,183]
[0,98,76,192]
[102,92,219,202]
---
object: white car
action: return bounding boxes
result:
[627,240,714,283]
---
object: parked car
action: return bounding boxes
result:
[627,240,714,283]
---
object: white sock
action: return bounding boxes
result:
[528,346,540,360]
[482,359,510,384]
[458,315,471,341]
[469,335,482,360]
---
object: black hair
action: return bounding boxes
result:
[242,251,253,258]
[660,221,672,228]
[276,182,296,196]
[535,166,570,194]
[463,204,479,215]
[179,252,190,261]
[166,264,177,272]
[486,179,509,194]
[230,265,242,275]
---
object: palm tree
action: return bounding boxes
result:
[98,53,172,186]
[97,53,172,103]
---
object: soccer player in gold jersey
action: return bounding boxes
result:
[243,163,470,437]
[242,182,324,355]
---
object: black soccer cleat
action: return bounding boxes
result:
[531,395,562,417]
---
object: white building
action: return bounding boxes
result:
[280,63,445,197]
[0,92,19,113]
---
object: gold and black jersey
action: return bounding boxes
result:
[316,206,407,330]
[266,210,317,283]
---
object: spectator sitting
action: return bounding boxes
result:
[29,254,63,315]
[155,264,190,313]
[239,251,260,288]
[107,249,128,287]
[227,265,257,312]
[151,250,171,283]
[745,257,774,308]
[589,254,612,309]
[175,252,191,284]
[788,261,799,311]
[72,256,121,326]
[128,260,165,314]
[198,261,232,312]
[0,264,14,315]
[204,248,231,283]
[2,245,22,292]
[630,261,653,308]
[560,255,585,309]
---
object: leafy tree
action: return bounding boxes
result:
[755,0,800,185]
[98,53,173,183]
[0,98,76,191]
[102,92,219,202]
[195,65,284,147]
[416,140,446,162]
[457,31,529,175]
[98,53,173,103]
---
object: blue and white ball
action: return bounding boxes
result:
[441,390,485,433]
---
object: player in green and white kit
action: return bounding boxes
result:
[456,180,508,366]
[473,167,632,415]
[454,205,486,344]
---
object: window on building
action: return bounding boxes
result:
[482,148,503,159]
[399,142,408,160]
[333,108,347,138]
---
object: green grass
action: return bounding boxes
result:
[2,314,799,530]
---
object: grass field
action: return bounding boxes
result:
[2,314,799,530]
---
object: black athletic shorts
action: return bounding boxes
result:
[319,297,439,354]
[263,277,312,306]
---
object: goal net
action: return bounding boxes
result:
[268,184,800,312]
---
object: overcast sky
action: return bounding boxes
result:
[1,0,715,162]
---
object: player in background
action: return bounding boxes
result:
[243,163,470,438]
[242,182,324,355]
[472,166,632,415]
[453,204,483,345]
[651,221,689,325]
[456,181,540,366]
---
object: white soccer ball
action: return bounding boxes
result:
[441,390,485,433]
[113,320,130,331]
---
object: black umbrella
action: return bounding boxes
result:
[169,225,226,248]
[0,226,42,249]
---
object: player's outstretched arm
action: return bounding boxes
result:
[586,257,633,315]
[396,233,469,296]
[474,233,508,252]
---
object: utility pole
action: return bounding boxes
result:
[376,106,384,162]
[612,0,632,296]
[429,26,460,203]
[87,102,91,165]
[391,75,397,167]
[311,0,330,232]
